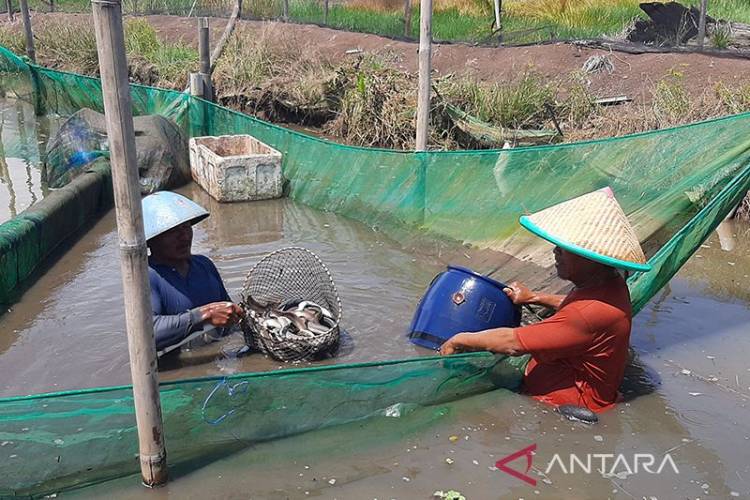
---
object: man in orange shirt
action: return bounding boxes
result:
[439,187,651,413]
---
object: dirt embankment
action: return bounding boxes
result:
[143,14,750,104]
[17,12,750,104]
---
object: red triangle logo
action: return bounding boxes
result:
[495,443,537,486]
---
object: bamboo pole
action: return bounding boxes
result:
[19,0,35,63]
[415,0,432,151]
[198,17,213,101]
[697,0,708,50]
[403,0,411,38]
[91,0,168,487]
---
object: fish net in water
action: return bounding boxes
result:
[240,247,342,361]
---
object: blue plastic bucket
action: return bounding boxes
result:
[408,265,521,350]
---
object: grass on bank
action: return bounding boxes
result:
[0,18,196,88]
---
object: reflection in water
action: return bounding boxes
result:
[716,219,736,252]
[0,98,57,223]
[679,219,750,303]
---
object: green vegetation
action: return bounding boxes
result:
[437,73,556,129]
[0,18,196,88]
[17,0,750,45]
[683,0,750,24]
[710,22,732,49]
[124,19,199,85]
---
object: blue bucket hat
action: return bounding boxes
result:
[141,191,209,241]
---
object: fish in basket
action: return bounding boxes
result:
[240,247,342,362]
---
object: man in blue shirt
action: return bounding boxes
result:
[142,191,244,353]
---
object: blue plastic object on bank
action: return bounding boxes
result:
[408,265,521,350]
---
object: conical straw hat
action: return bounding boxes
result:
[519,187,651,272]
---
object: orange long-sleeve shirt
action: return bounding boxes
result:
[514,275,632,412]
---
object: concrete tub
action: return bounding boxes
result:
[189,135,283,202]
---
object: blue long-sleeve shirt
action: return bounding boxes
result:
[149,254,231,351]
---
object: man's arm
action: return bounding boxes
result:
[504,281,565,311]
[153,309,204,351]
[439,328,527,356]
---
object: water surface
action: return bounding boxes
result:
[1,183,748,499]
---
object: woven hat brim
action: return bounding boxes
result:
[520,216,652,273]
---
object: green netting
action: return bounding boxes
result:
[1,44,750,497]
[1,353,523,496]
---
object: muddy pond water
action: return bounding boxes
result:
[2,186,750,498]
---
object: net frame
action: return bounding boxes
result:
[240,246,343,361]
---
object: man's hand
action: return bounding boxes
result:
[503,281,536,305]
[439,333,472,355]
[503,281,565,311]
[199,302,244,327]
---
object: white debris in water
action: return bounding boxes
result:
[472,460,479,465]
[702,483,710,490]
[402,477,410,482]
[689,392,703,397]
[445,458,454,465]
[706,355,715,360]
[593,435,603,442]
[0,441,10,446]
[53,439,64,445]
[731,492,740,497]
[328,478,336,485]
[681,369,692,375]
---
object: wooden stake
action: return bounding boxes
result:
[19,0,34,63]
[6,0,13,21]
[403,0,411,38]
[415,0,432,151]
[209,0,241,73]
[323,0,328,25]
[198,17,213,101]
[282,0,288,21]
[492,0,500,31]
[91,0,168,487]
[697,0,708,50]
